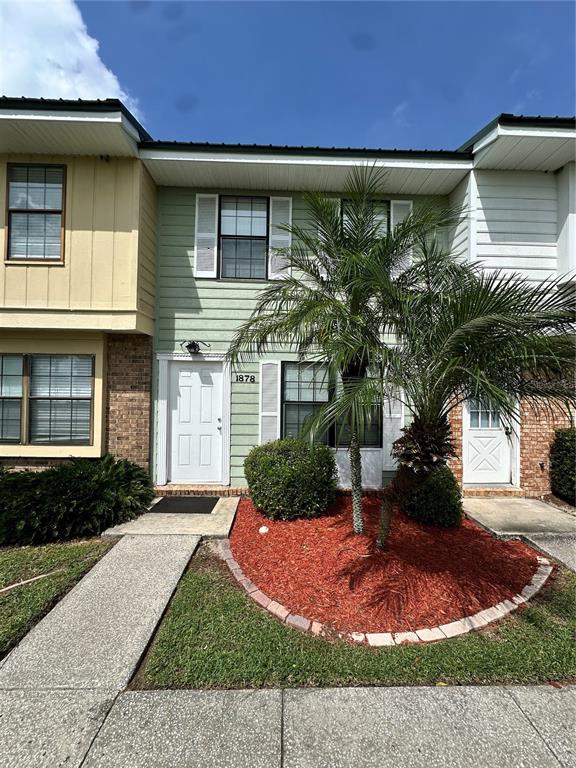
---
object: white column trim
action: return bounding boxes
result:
[221,359,232,485]
[468,170,478,262]
[155,357,169,486]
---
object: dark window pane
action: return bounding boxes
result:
[0,355,23,397]
[220,196,267,238]
[0,399,21,442]
[335,407,382,447]
[283,403,329,444]
[221,238,266,279]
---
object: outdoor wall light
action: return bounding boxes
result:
[180,340,211,355]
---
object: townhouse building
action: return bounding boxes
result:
[1,99,574,497]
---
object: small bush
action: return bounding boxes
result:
[244,439,337,520]
[550,428,576,505]
[0,455,154,546]
[401,464,462,527]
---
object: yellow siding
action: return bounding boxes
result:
[137,166,157,320]
[0,154,153,330]
[0,331,105,459]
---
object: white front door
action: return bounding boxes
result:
[463,399,512,485]
[170,361,223,483]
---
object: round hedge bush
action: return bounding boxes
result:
[244,438,337,520]
[550,427,575,504]
[401,464,462,528]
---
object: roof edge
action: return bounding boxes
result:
[139,140,471,160]
[458,113,576,151]
[0,96,152,142]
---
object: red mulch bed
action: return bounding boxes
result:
[230,497,540,634]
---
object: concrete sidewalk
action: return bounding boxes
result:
[1,685,574,767]
[464,497,576,570]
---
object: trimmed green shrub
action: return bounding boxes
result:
[244,438,337,520]
[401,464,462,527]
[0,454,154,546]
[550,428,576,504]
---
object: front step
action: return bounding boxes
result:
[154,484,248,497]
[462,487,525,498]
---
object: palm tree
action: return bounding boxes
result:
[227,167,458,534]
[325,236,576,529]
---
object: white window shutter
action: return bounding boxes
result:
[374,200,388,236]
[268,197,292,279]
[194,194,218,278]
[259,361,281,443]
[382,393,404,471]
[391,200,413,230]
[318,198,340,279]
[391,199,414,271]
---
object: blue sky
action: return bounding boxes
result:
[4,1,575,150]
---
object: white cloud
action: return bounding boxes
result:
[392,100,409,127]
[0,0,140,117]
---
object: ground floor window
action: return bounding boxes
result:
[281,362,382,447]
[0,354,94,445]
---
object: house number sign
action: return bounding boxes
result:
[235,374,256,384]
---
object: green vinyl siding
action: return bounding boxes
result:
[154,187,447,485]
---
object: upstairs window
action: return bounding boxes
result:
[220,196,268,279]
[7,165,65,261]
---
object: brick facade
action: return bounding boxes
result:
[519,401,572,497]
[105,334,152,471]
[448,406,464,485]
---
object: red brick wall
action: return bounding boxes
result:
[448,405,464,485]
[105,334,152,471]
[519,401,572,497]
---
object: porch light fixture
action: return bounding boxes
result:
[180,340,211,356]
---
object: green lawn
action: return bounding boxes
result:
[135,546,576,689]
[0,539,113,658]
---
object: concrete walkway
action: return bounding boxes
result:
[103,496,239,538]
[0,534,199,690]
[464,497,576,570]
[1,685,574,767]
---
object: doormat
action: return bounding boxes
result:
[151,496,219,514]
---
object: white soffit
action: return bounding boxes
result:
[473,125,576,171]
[140,151,472,195]
[0,110,139,156]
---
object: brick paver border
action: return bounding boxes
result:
[219,541,553,645]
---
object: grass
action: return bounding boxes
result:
[135,545,576,689]
[0,538,113,659]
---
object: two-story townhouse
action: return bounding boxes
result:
[0,98,157,470]
[1,100,574,498]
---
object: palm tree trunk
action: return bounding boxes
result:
[376,498,393,549]
[349,430,364,534]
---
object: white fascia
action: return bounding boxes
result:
[138,148,473,172]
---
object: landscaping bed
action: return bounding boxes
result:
[134,544,576,689]
[0,539,113,659]
[230,497,539,634]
